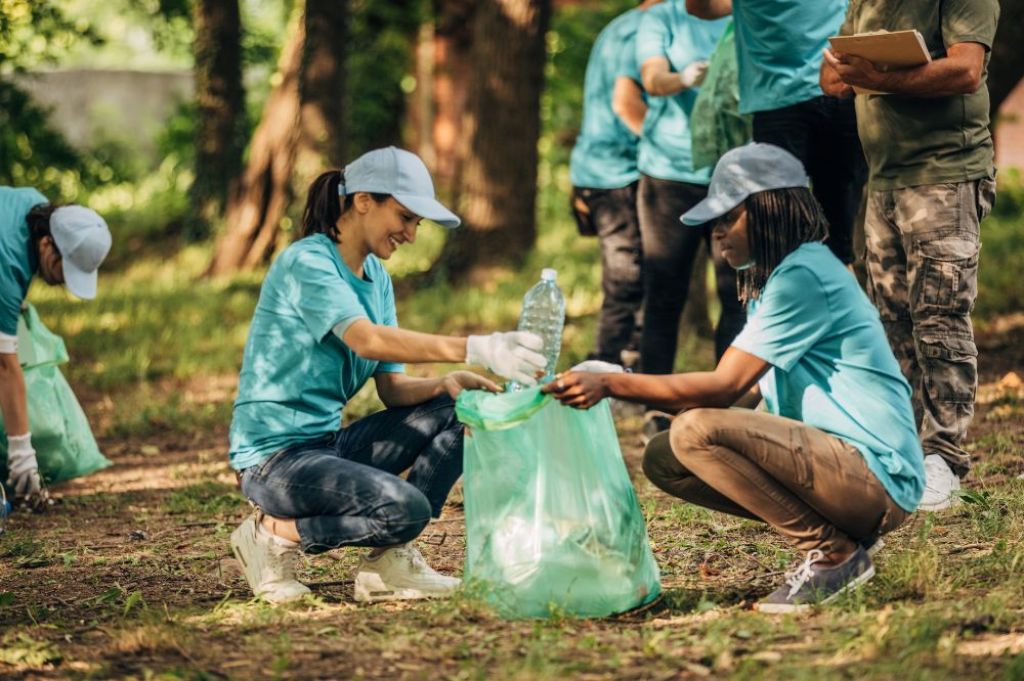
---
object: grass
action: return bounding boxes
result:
[4,149,1024,681]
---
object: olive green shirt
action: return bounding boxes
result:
[840,0,999,190]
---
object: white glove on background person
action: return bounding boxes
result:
[570,360,625,374]
[466,331,547,386]
[679,61,709,89]
[6,433,41,499]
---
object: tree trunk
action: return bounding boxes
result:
[298,0,348,170]
[207,18,304,276]
[188,0,245,241]
[441,0,551,284]
[989,0,1024,120]
[431,0,476,197]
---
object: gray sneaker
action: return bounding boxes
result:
[755,546,875,614]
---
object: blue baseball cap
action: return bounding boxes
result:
[681,143,810,226]
[339,146,460,229]
[50,205,112,300]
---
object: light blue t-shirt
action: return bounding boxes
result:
[0,187,47,335]
[731,0,847,115]
[229,234,404,470]
[732,243,924,513]
[636,1,727,184]
[569,9,644,189]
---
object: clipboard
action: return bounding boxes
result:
[828,29,932,95]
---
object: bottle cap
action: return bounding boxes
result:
[541,268,557,282]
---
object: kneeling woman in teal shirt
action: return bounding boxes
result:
[229,147,546,604]
[545,143,924,613]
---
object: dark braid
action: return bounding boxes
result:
[738,187,830,303]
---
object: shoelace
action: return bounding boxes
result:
[784,549,826,598]
[391,545,432,574]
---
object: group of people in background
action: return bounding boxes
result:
[565,0,999,609]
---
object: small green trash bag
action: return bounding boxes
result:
[0,304,110,485]
[456,387,661,618]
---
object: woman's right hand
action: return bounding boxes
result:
[465,331,546,385]
[442,370,501,399]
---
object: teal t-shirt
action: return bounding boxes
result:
[569,9,644,189]
[229,234,405,470]
[636,1,726,184]
[731,0,847,115]
[731,243,924,513]
[0,187,47,335]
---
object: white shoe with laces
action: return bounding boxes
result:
[918,454,961,512]
[354,544,461,603]
[230,513,311,604]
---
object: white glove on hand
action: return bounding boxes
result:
[6,433,41,499]
[570,360,625,374]
[679,61,709,89]
[466,331,547,386]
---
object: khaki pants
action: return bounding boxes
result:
[642,408,909,555]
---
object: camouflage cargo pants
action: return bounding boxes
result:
[864,178,996,477]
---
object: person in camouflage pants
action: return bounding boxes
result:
[822,0,999,510]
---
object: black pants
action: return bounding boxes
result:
[577,183,644,363]
[752,95,867,265]
[637,174,746,392]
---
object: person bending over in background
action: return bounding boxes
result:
[822,0,999,511]
[545,144,923,613]
[228,147,546,605]
[0,187,112,507]
[569,0,662,369]
[633,0,745,442]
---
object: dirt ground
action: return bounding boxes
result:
[1,319,1023,680]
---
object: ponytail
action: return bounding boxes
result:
[301,169,392,242]
[302,170,345,241]
[26,203,57,251]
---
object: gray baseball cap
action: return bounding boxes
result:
[50,205,112,300]
[338,146,460,229]
[681,143,810,226]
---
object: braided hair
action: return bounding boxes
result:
[737,187,830,303]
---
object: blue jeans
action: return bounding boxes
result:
[239,395,464,554]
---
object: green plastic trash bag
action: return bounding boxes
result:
[0,304,110,485]
[456,387,661,618]
[691,21,752,170]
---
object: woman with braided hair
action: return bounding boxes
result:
[544,143,924,613]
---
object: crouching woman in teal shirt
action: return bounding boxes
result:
[229,147,546,605]
[545,144,924,613]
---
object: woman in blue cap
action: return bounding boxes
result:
[229,147,547,604]
[0,188,112,507]
[544,143,924,613]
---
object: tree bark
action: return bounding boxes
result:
[441,0,551,284]
[207,18,304,276]
[189,0,245,240]
[298,0,348,170]
[431,0,476,197]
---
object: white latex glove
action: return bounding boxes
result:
[570,360,625,374]
[679,61,709,89]
[466,331,547,386]
[6,433,41,499]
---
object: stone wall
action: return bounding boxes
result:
[13,69,193,158]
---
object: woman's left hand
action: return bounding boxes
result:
[442,370,501,399]
[541,371,609,409]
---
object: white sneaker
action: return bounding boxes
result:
[918,454,961,512]
[230,513,311,604]
[353,545,461,603]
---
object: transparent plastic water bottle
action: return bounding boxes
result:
[509,268,566,391]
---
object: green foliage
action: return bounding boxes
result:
[976,173,1024,321]
[0,0,102,72]
[345,0,427,157]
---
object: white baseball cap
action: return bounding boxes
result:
[338,146,460,229]
[49,206,112,300]
[681,143,811,226]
